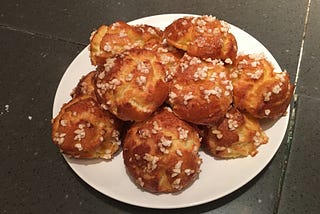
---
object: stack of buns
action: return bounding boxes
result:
[52,15,294,193]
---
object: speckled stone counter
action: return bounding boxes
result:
[0,0,319,213]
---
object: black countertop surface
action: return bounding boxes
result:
[1,0,319,213]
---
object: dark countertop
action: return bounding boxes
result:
[1,0,319,213]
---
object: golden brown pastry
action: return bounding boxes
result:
[70,71,97,99]
[231,54,294,118]
[168,54,233,125]
[89,21,162,66]
[156,45,181,82]
[95,48,169,122]
[123,107,202,193]
[52,96,122,159]
[132,36,182,82]
[164,15,237,62]
[202,107,268,158]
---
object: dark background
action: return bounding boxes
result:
[0,0,319,213]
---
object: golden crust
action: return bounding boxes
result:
[89,21,162,66]
[202,107,268,158]
[136,24,163,44]
[156,46,181,82]
[95,48,169,121]
[164,16,237,61]
[133,36,182,82]
[123,107,202,193]
[71,71,97,99]
[168,54,233,125]
[51,18,296,194]
[231,54,294,119]
[52,96,122,159]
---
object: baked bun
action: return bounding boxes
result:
[95,48,169,121]
[231,54,294,118]
[52,96,122,159]
[89,21,162,66]
[168,54,233,125]
[123,107,202,193]
[156,46,181,82]
[164,15,237,61]
[71,71,96,99]
[202,107,268,158]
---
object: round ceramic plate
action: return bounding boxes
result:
[52,14,289,209]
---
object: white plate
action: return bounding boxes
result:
[52,14,289,209]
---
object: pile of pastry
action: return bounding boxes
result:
[52,15,294,193]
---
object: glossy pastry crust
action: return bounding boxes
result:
[164,15,237,62]
[95,48,169,121]
[52,15,296,189]
[89,21,162,66]
[231,54,294,119]
[71,70,97,99]
[52,96,122,159]
[168,54,233,125]
[202,107,268,158]
[123,107,202,193]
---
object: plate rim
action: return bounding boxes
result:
[52,13,290,209]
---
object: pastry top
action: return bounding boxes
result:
[168,54,233,125]
[123,107,202,193]
[202,107,268,158]
[95,48,169,121]
[164,15,237,61]
[50,16,297,198]
[52,96,121,159]
[140,38,182,82]
[156,44,182,82]
[231,54,294,118]
[89,21,162,66]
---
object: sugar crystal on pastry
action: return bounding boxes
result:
[52,96,122,159]
[231,54,294,119]
[202,107,268,158]
[123,107,202,193]
[164,15,237,62]
[70,70,97,99]
[95,48,169,121]
[90,21,162,66]
[168,53,233,125]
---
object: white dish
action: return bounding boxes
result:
[52,14,289,209]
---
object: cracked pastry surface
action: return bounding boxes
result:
[51,16,296,197]
[168,54,233,125]
[231,54,294,119]
[95,48,169,122]
[164,15,237,62]
[52,96,122,159]
[89,21,162,66]
[202,107,268,158]
[123,107,202,193]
